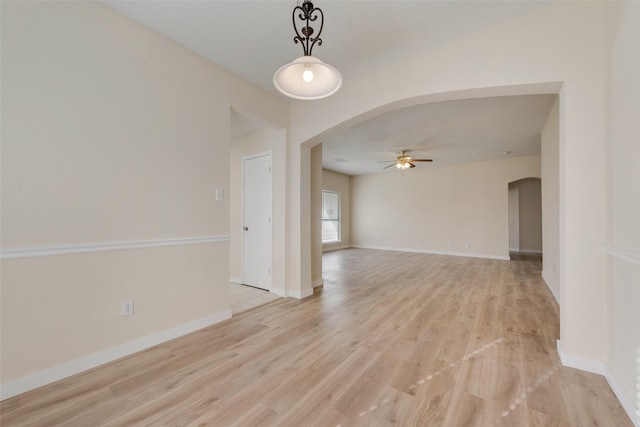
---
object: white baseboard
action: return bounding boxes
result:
[267,286,312,299]
[350,245,510,261]
[312,278,324,288]
[289,287,314,299]
[271,287,286,297]
[557,340,639,426]
[541,270,559,303]
[0,309,232,401]
[557,340,605,375]
[604,366,640,426]
[322,245,351,253]
[229,276,242,284]
[519,249,543,254]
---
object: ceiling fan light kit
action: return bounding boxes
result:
[273,0,342,100]
[382,150,433,171]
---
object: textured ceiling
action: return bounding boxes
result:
[322,95,557,175]
[104,1,556,175]
[105,1,549,96]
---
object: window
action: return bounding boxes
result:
[322,190,341,243]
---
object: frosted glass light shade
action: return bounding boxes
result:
[273,56,342,100]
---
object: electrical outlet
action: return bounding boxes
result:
[121,299,134,316]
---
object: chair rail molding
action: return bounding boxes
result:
[0,235,230,260]
[603,246,640,267]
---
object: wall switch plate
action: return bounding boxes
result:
[121,299,134,316]
[215,188,224,201]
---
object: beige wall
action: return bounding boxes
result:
[608,1,640,418]
[0,1,287,396]
[351,156,540,259]
[2,0,638,417]
[541,97,560,301]
[310,145,323,286]
[229,128,287,295]
[322,169,352,252]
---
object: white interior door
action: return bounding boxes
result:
[242,153,272,290]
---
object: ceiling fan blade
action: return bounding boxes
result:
[378,160,396,163]
[410,163,416,168]
[412,159,433,162]
[383,163,397,169]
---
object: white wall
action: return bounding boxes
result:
[541,97,560,302]
[322,169,352,253]
[229,128,287,295]
[608,1,640,421]
[351,156,540,260]
[0,1,288,398]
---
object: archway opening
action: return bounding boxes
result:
[508,177,542,259]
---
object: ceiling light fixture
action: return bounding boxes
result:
[396,161,411,170]
[273,0,342,100]
[381,150,433,171]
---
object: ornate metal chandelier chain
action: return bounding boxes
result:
[292,0,324,57]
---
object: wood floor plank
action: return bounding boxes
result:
[0,249,632,426]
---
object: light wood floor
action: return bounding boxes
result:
[1,249,632,426]
[229,283,281,315]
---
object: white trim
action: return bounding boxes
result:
[0,235,230,260]
[604,366,640,427]
[556,340,605,375]
[242,150,273,162]
[0,309,232,400]
[290,287,314,300]
[322,244,351,253]
[271,287,286,297]
[350,245,510,261]
[603,246,640,266]
[518,249,543,254]
[229,276,242,284]
[558,340,640,426]
[312,278,324,288]
[541,270,559,303]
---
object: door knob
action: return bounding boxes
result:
[243,226,249,231]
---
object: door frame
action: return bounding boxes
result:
[241,150,273,290]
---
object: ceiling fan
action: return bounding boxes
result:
[380,150,433,170]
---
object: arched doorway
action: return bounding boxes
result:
[508,177,542,256]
